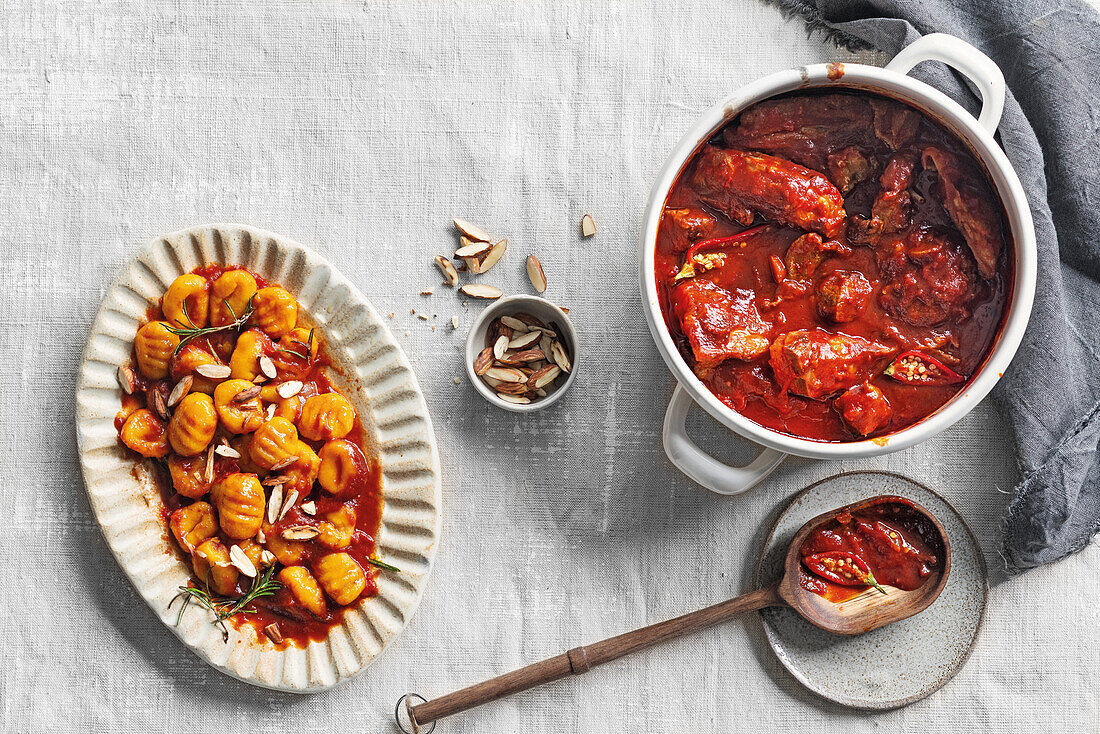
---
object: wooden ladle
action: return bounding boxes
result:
[400,494,950,731]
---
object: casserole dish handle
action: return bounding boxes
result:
[662,384,787,495]
[885,33,1005,134]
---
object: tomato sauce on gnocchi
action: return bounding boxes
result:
[116,265,386,648]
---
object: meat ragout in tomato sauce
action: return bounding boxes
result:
[799,498,944,603]
[656,92,1013,441]
[116,264,384,648]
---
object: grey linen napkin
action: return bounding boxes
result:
[768,0,1100,572]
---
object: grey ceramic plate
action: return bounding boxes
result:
[757,471,986,709]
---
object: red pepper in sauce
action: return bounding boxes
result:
[884,350,965,386]
[802,551,886,593]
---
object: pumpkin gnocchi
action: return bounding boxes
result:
[115,266,386,648]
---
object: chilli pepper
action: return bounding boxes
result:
[802,551,888,594]
[684,223,775,261]
[883,350,965,386]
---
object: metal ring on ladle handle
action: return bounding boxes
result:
[395,693,436,734]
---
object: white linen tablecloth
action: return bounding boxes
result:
[1,1,1097,731]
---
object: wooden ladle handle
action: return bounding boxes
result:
[407,584,782,728]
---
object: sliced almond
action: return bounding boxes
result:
[196,363,231,380]
[485,366,526,383]
[214,444,241,459]
[262,474,291,487]
[497,393,531,405]
[116,365,136,395]
[151,389,169,421]
[277,381,303,399]
[473,346,494,376]
[581,213,597,237]
[232,385,262,404]
[259,355,277,380]
[260,549,277,567]
[460,284,503,300]
[551,341,573,372]
[279,489,299,520]
[508,330,541,350]
[256,528,266,544]
[204,444,215,484]
[281,525,319,541]
[539,334,553,357]
[531,364,562,389]
[301,501,317,516]
[535,387,548,397]
[493,334,510,360]
[455,238,491,259]
[500,316,529,332]
[263,622,283,644]
[490,380,530,395]
[508,349,545,364]
[451,316,460,329]
[229,544,257,578]
[434,255,460,287]
[463,256,481,274]
[479,239,508,272]
[267,484,283,524]
[270,455,296,471]
[265,403,277,421]
[167,375,193,407]
[482,375,503,388]
[420,288,434,296]
[453,217,492,243]
[526,255,547,293]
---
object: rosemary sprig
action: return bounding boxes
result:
[276,327,316,361]
[166,295,256,357]
[170,565,282,641]
[366,557,401,573]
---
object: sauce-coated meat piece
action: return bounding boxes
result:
[671,280,772,371]
[817,270,873,322]
[870,98,921,150]
[785,233,851,281]
[877,229,978,326]
[848,153,916,243]
[826,146,875,193]
[922,147,1003,279]
[691,147,847,237]
[663,207,717,253]
[770,329,895,399]
[835,382,892,436]
[725,94,875,171]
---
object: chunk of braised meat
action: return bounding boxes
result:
[826,146,875,193]
[725,94,875,171]
[848,153,916,243]
[877,229,979,326]
[870,98,921,150]
[817,270,873,322]
[785,233,852,281]
[691,147,847,237]
[671,280,772,372]
[769,329,895,399]
[835,382,892,436]
[664,207,717,253]
[922,146,1003,279]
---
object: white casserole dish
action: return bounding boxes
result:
[641,34,1036,495]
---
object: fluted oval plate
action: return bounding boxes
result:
[75,224,442,692]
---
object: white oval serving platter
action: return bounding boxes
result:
[75,223,442,692]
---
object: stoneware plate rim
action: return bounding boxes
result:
[755,470,987,710]
[75,223,442,692]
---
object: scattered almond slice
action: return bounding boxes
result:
[267,484,283,524]
[460,284,503,299]
[497,393,531,405]
[421,288,434,296]
[277,381,303,398]
[259,355,277,380]
[265,403,277,421]
[279,489,299,520]
[262,474,291,487]
[485,366,526,383]
[500,316,529,331]
[434,255,460,287]
[204,444,216,484]
[453,217,492,243]
[256,528,266,543]
[151,389,169,420]
[493,334,510,360]
[117,365,136,395]
[270,456,296,470]
[474,347,494,375]
[451,316,460,329]
[214,444,241,459]
[196,363,231,379]
[479,239,508,272]
[455,238,492,259]
[526,255,547,293]
[263,622,283,644]
[301,501,317,516]
[508,330,541,350]
[417,313,430,321]
[463,256,481,274]
[581,213,597,237]
[531,364,562,389]
[232,385,262,403]
[551,341,572,372]
[260,549,277,567]
[281,526,319,541]
[229,545,257,577]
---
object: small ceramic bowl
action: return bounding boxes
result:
[464,295,578,412]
